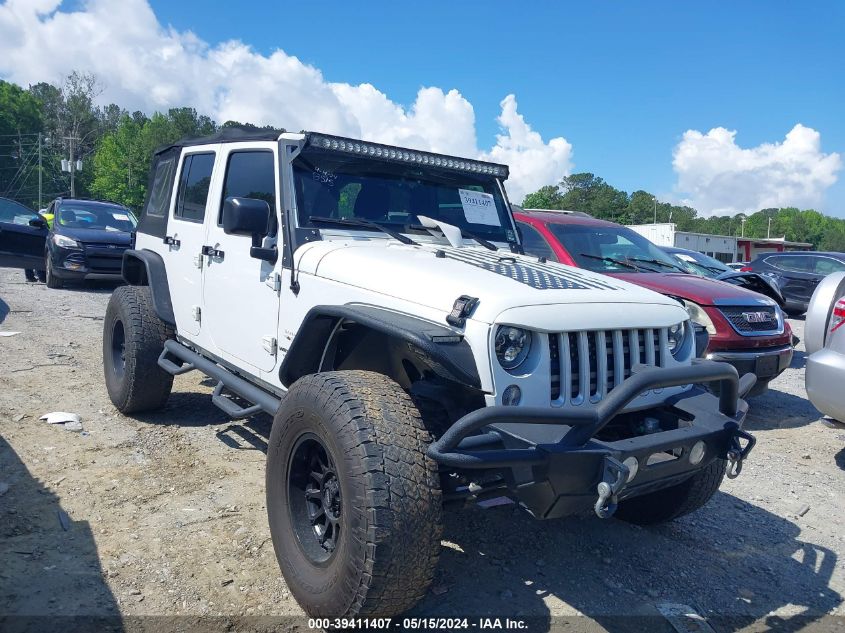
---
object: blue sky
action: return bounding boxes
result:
[2,0,842,214]
[145,0,845,213]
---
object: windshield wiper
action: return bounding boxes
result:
[628,257,687,273]
[310,216,418,246]
[579,253,640,271]
[407,223,498,251]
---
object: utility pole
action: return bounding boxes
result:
[653,196,657,224]
[69,136,75,198]
[63,136,80,197]
[37,133,42,209]
[741,217,746,237]
[767,217,772,238]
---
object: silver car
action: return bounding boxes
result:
[805,271,845,422]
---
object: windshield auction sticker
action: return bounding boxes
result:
[458,188,500,226]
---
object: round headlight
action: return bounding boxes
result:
[668,322,685,356]
[495,326,532,371]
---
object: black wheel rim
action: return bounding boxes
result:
[287,433,342,564]
[111,319,126,378]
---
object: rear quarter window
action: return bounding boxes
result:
[766,255,811,272]
[144,156,176,218]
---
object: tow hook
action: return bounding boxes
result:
[726,428,756,479]
[594,456,630,519]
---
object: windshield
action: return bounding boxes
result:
[668,250,731,278]
[292,146,517,244]
[547,223,684,273]
[57,202,136,232]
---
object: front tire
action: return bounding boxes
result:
[45,255,62,289]
[103,285,174,413]
[267,371,442,617]
[614,458,726,525]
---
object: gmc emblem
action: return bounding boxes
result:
[743,311,774,324]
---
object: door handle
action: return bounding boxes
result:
[201,245,225,259]
[163,235,180,247]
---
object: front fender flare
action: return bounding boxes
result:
[121,249,176,326]
[279,304,481,389]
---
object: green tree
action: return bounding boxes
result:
[0,80,43,204]
[521,185,565,209]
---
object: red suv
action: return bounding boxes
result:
[514,209,793,396]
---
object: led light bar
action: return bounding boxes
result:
[305,132,509,179]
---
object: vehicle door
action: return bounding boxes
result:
[202,144,281,372]
[763,254,817,307]
[0,198,48,269]
[810,256,845,287]
[166,148,219,336]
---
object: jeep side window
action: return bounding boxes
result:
[175,153,215,223]
[516,221,558,261]
[145,156,176,218]
[219,151,276,231]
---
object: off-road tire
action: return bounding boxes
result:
[103,285,174,413]
[267,371,442,617]
[614,458,726,525]
[45,255,62,289]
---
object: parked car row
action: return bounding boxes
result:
[3,194,843,402]
[514,208,793,396]
[0,196,136,288]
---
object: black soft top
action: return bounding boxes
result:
[154,127,283,157]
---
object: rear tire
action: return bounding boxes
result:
[267,371,442,617]
[45,255,63,289]
[103,285,174,413]
[615,458,726,525]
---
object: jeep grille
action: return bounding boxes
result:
[549,329,669,405]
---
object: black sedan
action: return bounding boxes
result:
[662,246,786,308]
[740,251,845,316]
[0,196,49,278]
[44,198,136,289]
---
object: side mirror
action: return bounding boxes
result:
[221,196,278,264]
[29,216,47,229]
[222,197,271,236]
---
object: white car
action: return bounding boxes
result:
[805,271,845,422]
[102,129,756,617]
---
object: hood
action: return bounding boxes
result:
[297,241,686,324]
[58,226,132,245]
[715,271,786,307]
[606,271,775,306]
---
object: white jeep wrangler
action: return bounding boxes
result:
[103,128,756,617]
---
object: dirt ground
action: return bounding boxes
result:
[1,266,844,632]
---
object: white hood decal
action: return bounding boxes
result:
[439,247,622,291]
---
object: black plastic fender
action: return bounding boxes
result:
[279,304,481,389]
[121,249,176,326]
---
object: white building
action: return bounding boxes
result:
[627,223,738,262]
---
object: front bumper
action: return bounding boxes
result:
[706,344,793,383]
[427,361,756,519]
[49,243,125,280]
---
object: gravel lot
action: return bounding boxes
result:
[1,266,844,631]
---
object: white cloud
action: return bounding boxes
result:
[673,124,842,215]
[481,95,574,202]
[0,0,573,202]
